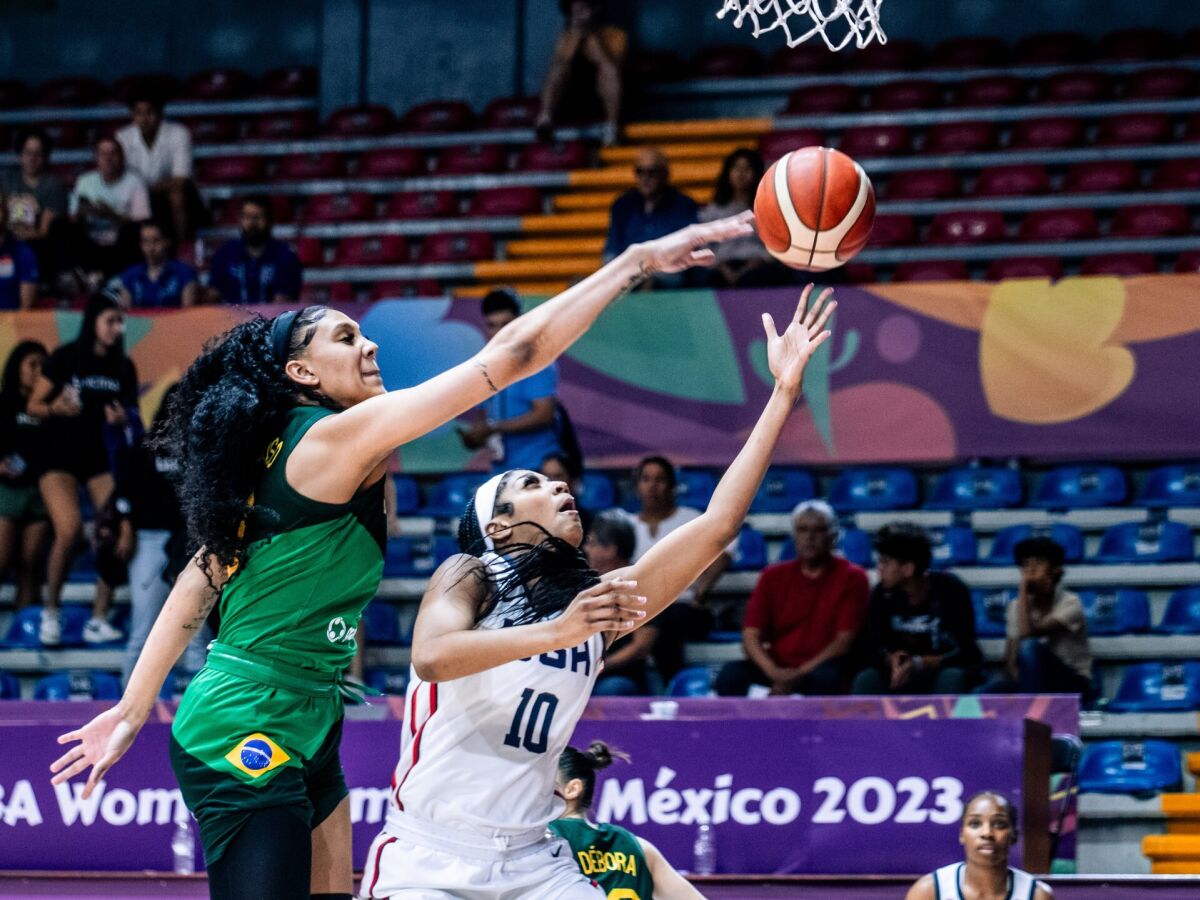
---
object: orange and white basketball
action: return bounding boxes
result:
[754,146,876,271]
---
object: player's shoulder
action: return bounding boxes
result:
[1034,880,1055,899]
[904,873,937,900]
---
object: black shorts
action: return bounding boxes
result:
[39,431,110,483]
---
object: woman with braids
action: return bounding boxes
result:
[48,212,755,900]
[551,741,704,900]
[361,286,834,900]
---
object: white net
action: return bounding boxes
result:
[716,0,887,52]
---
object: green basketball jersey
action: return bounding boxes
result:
[550,817,655,900]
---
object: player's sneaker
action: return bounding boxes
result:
[39,609,61,646]
[83,617,123,644]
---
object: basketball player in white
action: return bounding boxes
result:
[360,285,834,899]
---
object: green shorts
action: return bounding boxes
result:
[0,482,46,522]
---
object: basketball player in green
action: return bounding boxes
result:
[49,212,754,900]
[552,742,705,900]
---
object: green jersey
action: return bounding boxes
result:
[550,817,655,900]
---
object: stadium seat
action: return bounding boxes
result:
[518,140,589,172]
[1154,587,1200,635]
[384,536,459,578]
[1175,251,1200,273]
[954,76,1026,107]
[260,65,318,97]
[1018,209,1099,242]
[158,669,196,701]
[926,121,997,155]
[1097,113,1172,147]
[893,260,969,282]
[251,111,318,141]
[34,671,122,702]
[1080,254,1158,277]
[767,45,834,76]
[197,156,265,183]
[468,186,543,217]
[422,473,491,518]
[973,165,1050,198]
[306,193,375,223]
[667,667,713,697]
[784,83,858,115]
[1014,32,1092,66]
[0,79,31,108]
[1079,741,1182,794]
[392,475,421,515]
[1126,67,1196,99]
[839,124,911,157]
[933,36,1006,68]
[482,95,541,129]
[1079,589,1152,635]
[1040,70,1110,104]
[3,607,43,648]
[846,39,922,71]
[1032,465,1126,508]
[184,68,252,100]
[437,144,507,175]
[729,527,768,572]
[630,51,692,82]
[693,45,763,78]
[37,76,106,106]
[404,99,474,132]
[299,283,353,305]
[1092,521,1194,564]
[41,122,86,149]
[927,467,1023,510]
[0,671,19,699]
[872,79,941,111]
[358,147,426,178]
[576,472,615,511]
[986,257,1063,281]
[676,470,717,509]
[1139,464,1200,508]
[384,190,458,220]
[362,602,402,644]
[827,467,917,511]
[1009,117,1083,150]
[417,232,495,263]
[1108,663,1200,712]
[292,237,324,267]
[838,528,873,568]
[1064,160,1140,194]
[928,210,1006,245]
[972,588,1016,637]
[759,129,824,164]
[750,468,816,513]
[366,668,410,696]
[1109,204,1191,238]
[929,526,978,568]
[332,235,410,267]
[1100,28,1175,60]
[325,104,396,136]
[985,524,1085,566]
[276,152,344,180]
[1153,158,1200,191]
[887,169,960,201]
[181,116,239,144]
[866,215,916,247]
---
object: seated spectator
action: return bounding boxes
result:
[977,537,1093,700]
[0,194,39,309]
[115,221,198,308]
[603,149,698,287]
[458,288,567,471]
[536,0,628,147]
[1,129,68,286]
[116,87,199,242]
[207,195,302,304]
[717,501,869,696]
[69,136,150,284]
[583,511,657,695]
[851,522,980,695]
[700,149,784,288]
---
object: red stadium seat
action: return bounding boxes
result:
[1185,113,1200,142]
[36,76,106,106]
[260,67,318,98]
[1080,254,1158,276]
[1153,158,1200,190]
[842,262,876,283]
[468,186,543,217]
[886,169,960,200]
[1018,208,1099,241]
[384,191,458,220]
[768,45,836,76]
[928,210,1007,244]
[784,83,858,115]
[371,280,444,300]
[184,68,252,101]
[1014,32,1091,65]
[1009,117,1083,150]
[300,282,355,305]
[1174,251,1200,273]
[926,121,997,154]
[954,76,1026,107]
[1064,160,1140,193]
[518,140,588,172]
[251,112,318,141]
[181,117,239,144]
[332,235,410,266]
[197,156,265,183]
[418,232,495,263]
[629,51,691,83]
[483,96,541,129]
[840,124,911,157]
[867,215,916,247]
[404,100,474,133]
[1100,28,1175,61]
[1109,204,1191,237]
[759,129,824,163]
[358,147,425,178]
[986,257,1064,281]
[113,74,180,106]
[293,237,325,267]
[1039,71,1110,104]
[0,80,31,108]
[306,193,375,223]
[846,39,921,71]
[693,45,763,78]
[41,122,87,150]
[437,144,507,175]
[872,79,941,111]
[894,260,969,281]
[1126,68,1196,100]
[325,104,396,136]
[1097,113,1172,146]
[932,37,1006,68]
[276,152,344,180]
[973,164,1050,197]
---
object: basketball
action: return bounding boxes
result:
[753,146,876,271]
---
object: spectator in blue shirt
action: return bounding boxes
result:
[115,221,197,308]
[458,288,566,472]
[0,193,39,310]
[603,148,698,287]
[207,195,302,305]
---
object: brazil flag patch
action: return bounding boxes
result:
[224,733,291,779]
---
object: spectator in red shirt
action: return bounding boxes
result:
[716,500,869,696]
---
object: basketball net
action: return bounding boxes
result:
[716,0,887,52]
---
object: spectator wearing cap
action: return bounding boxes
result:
[717,500,869,696]
[851,522,980,695]
[603,149,698,287]
[458,289,566,472]
[978,537,1093,699]
[207,195,302,305]
[69,135,150,283]
[115,87,197,241]
[0,192,39,310]
[1,129,68,285]
[115,221,198,308]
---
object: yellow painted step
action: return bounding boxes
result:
[600,141,746,164]
[507,237,605,258]
[569,161,721,189]
[554,188,713,212]
[521,211,610,234]
[455,281,570,298]
[1143,834,1200,859]
[474,257,600,280]
[1152,862,1200,874]
[623,118,773,142]
[1163,794,1200,816]
[1188,752,1200,778]
[1167,821,1200,835]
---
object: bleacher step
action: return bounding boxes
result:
[475,257,599,280]
[600,141,747,164]
[506,237,604,258]
[454,281,571,298]
[623,118,772,141]
[569,161,721,189]
[1189,753,1200,779]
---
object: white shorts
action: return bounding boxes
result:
[360,813,603,900]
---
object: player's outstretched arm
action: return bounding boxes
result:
[612,286,834,625]
[638,836,707,899]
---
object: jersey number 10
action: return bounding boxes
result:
[504,688,560,754]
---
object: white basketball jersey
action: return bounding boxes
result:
[933,863,1037,900]
[386,554,604,836]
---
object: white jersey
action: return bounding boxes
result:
[385,553,604,837]
[933,863,1037,900]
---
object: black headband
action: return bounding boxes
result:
[270,310,300,367]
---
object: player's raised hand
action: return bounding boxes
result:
[50,705,143,799]
[636,210,755,276]
[761,283,835,394]
[553,578,647,646]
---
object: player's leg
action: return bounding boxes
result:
[206,806,312,900]
[310,795,353,898]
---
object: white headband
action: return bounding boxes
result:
[473,473,507,551]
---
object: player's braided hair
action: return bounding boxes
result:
[153,306,335,583]
[559,741,630,811]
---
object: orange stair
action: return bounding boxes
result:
[520,211,609,234]
[1188,752,1200,778]
[623,118,773,142]
[506,237,605,258]
[454,281,570,298]
[600,140,747,164]
[474,257,600,281]
[568,160,721,190]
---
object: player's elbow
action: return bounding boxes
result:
[411,645,453,683]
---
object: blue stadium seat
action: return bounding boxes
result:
[777,526,872,567]
[384,536,460,577]
[1138,465,1200,508]
[985,523,1085,566]
[0,671,20,699]
[158,669,196,701]
[58,606,95,648]
[667,667,713,697]
[750,468,816,513]
[576,472,615,510]
[366,668,410,696]
[1031,465,1127,509]
[972,588,1016,637]
[1154,587,1200,635]
[1079,589,1151,635]
[383,538,415,578]
[422,472,491,518]
[828,468,918,511]
[728,527,767,572]
[1092,521,1194,564]
[707,630,743,643]
[1108,662,1200,712]
[926,467,1023,510]
[929,526,978,568]
[362,602,402,645]
[1078,741,1182,795]
[34,671,122,701]
[676,470,717,509]
[391,475,421,515]
[2,607,42,648]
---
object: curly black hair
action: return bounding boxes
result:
[153,306,334,582]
